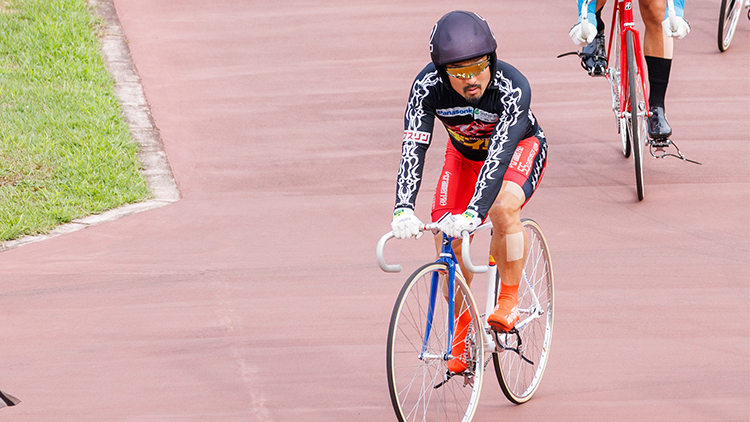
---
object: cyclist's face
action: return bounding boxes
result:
[445,55,491,105]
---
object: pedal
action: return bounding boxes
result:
[434,368,474,389]
[491,329,535,365]
[556,51,606,77]
[434,372,452,389]
[586,63,606,77]
[649,137,670,149]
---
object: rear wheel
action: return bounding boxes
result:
[492,219,554,404]
[387,262,484,421]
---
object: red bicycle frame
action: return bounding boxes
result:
[606,0,650,119]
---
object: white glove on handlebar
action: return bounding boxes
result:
[569,21,597,46]
[662,16,690,39]
[391,208,423,239]
[440,210,481,239]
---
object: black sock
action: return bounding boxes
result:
[645,56,672,109]
[595,9,605,33]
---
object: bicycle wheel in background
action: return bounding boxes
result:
[386,262,484,422]
[718,0,743,52]
[492,219,554,404]
[626,31,646,201]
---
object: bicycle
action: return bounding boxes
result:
[559,0,700,201]
[376,218,554,421]
[718,0,750,52]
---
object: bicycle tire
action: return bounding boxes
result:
[386,262,484,422]
[626,31,645,201]
[492,219,554,404]
[718,0,743,52]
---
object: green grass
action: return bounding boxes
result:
[0,0,149,242]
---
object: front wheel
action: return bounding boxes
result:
[492,219,554,404]
[626,31,646,201]
[718,0,743,52]
[610,12,631,159]
[386,262,484,422]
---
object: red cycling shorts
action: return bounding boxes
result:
[431,136,545,222]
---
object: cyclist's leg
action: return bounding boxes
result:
[593,0,607,31]
[487,134,547,332]
[431,141,483,289]
[639,0,674,138]
[490,187,526,279]
[431,141,484,371]
[447,307,472,373]
[486,185,526,331]
[639,0,671,58]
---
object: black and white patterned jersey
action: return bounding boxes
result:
[395,60,545,220]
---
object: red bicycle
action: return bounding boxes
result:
[561,0,698,201]
[581,0,650,200]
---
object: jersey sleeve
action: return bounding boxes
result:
[466,68,535,219]
[669,0,685,18]
[394,68,441,211]
[576,0,598,24]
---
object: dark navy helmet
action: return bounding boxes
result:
[429,11,497,83]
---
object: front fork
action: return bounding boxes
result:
[607,1,650,126]
[421,234,459,361]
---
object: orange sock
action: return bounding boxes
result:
[497,283,519,309]
[488,283,520,331]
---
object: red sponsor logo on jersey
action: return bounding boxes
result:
[403,130,431,144]
[445,121,494,150]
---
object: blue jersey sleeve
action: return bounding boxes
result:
[668,0,685,18]
[576,0,598,24]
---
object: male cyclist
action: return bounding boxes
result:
[390,11,547,373]
[569,0,690,139]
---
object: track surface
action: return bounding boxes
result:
[1,1,748,420]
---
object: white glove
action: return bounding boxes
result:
[391,208,423,239]
[569,20,597,46]
[440,210,481,239]
[662,16,690,39]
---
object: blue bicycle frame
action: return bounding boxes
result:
[421,233,459,361]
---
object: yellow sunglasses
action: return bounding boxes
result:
[445,57,490,79]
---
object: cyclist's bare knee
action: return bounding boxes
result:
[639,0,665,27]
[488,189,523,235]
